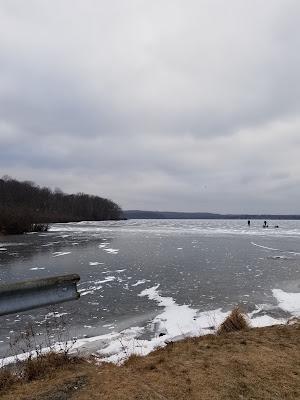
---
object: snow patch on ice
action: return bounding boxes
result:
[132,279,149,287]
[272,289,300,316]
[251,242,279,251]
[79,276,116,296]
[89,262,104,266]
[139,285,228,339]
[0,242,26,247]
[42,241,60,247]
[251,242,300,255]
[52,251,71,257]
[30,267,45,271]
[251,315,283,327]
[103,248,119,254]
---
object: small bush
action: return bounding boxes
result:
[217,307,250,335]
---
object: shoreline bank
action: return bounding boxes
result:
[2,322,300,399]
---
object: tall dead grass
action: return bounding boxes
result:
[217,307,250,334]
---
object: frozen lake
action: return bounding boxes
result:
[1,219,300,362]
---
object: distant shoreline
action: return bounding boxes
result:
[124,210,300,220]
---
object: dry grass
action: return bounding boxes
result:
[0,369,17,393]
[217,307,250,334]
[20,352,81,382]
[0,352,82,396]
[1,323,300,400]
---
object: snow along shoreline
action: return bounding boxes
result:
[1,285,299,367]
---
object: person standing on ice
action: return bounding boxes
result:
[248,220,251,227]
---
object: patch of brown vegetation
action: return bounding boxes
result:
[0,368,17,393]
[20,352,82,382]
[0,352,83,396]
[217,307,250,334]
[24,375,87,400]
[1,323,300,400]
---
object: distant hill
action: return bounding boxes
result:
[124,210,300,220]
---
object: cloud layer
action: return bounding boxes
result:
[1,0,300,212]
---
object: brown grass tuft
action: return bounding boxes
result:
[217,307,250,335]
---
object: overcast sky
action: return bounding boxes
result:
[1,1,300,213]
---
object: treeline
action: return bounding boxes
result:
[0,176,123,234]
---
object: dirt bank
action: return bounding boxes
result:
[1,323,300,400]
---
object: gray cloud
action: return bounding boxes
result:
[1,0,300,213]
